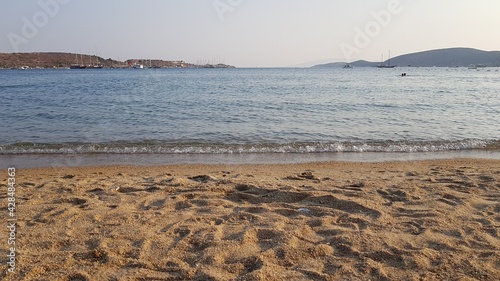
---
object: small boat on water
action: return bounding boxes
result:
[377,64,396,69]
[133,64,144,69]
[377,50,396,68]
[468,64,487,70]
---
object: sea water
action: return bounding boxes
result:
[1,67,499,167]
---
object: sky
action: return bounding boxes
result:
[1,0,500,67]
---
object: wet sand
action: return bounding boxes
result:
[1,159,499,280]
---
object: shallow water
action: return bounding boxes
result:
[1,67,499,161]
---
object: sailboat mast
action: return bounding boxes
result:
[94,47,100,67]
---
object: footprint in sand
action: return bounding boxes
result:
[377,188,408,205]
[437,193,463,206]
[67,273,90,281]
[188,175,218,183]
[141,198,167,210]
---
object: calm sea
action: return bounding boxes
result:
[1,67,499,167]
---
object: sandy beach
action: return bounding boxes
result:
[1,159,499,280]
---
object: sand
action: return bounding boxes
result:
[1,159,499,280]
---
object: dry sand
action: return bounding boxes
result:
[1,159,499,280]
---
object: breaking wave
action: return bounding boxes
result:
[0,139,497,155]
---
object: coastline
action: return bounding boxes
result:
[1,149,500,169]
[1,158,499,280]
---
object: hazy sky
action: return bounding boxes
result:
[1,0,499,67]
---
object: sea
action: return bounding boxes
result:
[1,67,499,168]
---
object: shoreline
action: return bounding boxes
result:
[1,158,499,280]
[1,150,500,169]
[9,158,500,182]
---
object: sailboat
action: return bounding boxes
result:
[70,53,86,69]
[87,55,104,69]
[70,53,103,69]
[377,50,396,68]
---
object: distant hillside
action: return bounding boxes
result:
[391,48,500,67]
[0,52,234,69]
[0,52,122,69]
[313,48,500,68]
[314,60,376,68]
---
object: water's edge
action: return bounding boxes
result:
[2,150,500,169]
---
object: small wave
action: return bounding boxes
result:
[0,139,496,155]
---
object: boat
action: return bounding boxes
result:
[133,64,144,69]
[377,50,396,68]
[89,54,103,68]
[467,64,486,69]
[70,64,103,69]
[342,64,353,69]
[69,65,87,69]
[86,64,104,69]
[87,54,103,69]
[70,53,103,69]
[70,53,86,69]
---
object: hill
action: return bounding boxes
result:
[390,48,500,67]
[0,52,234,69]
[0,52,123,69]
[313,60,379,68]
[313,48,500,68]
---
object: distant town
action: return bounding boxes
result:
[0,52,235,70]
